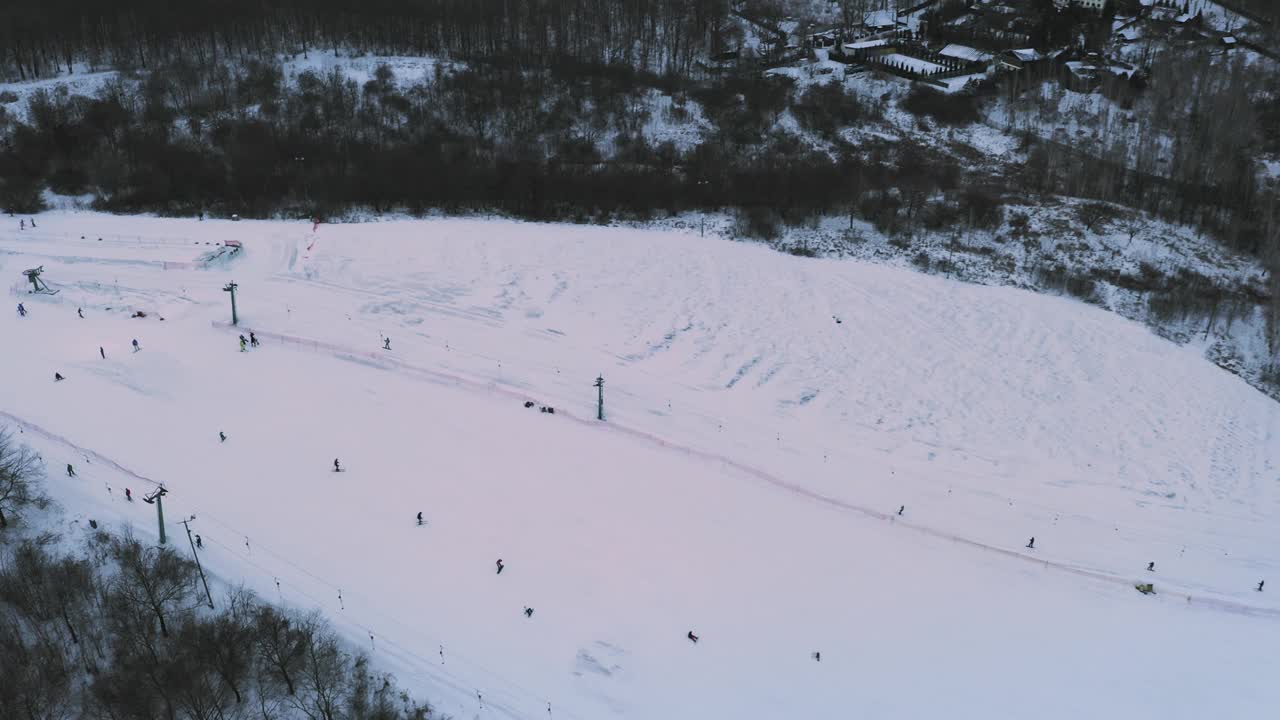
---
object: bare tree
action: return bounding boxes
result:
[109,533,196,639]
[0,428,45,529]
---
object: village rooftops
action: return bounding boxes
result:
[1008,48,1042,62]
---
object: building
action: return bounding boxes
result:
[938,44,993,64]
[1054,0,1107,11]
[999,48,1043,71]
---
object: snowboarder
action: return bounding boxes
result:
[687,631,699,644]
[100,347,105,359]
[524,607,534,618]
[898,505,904,516]
[78,308,84,318]
[239,335,247,352]
[17,303,26,317]
[219,431,226,443]
[195,534,203,549]
[125,488,132,501]
[250,332,259,347]
[66,463,76,477]
[416,512,424,526]
[30,218,36,228]
[54,372,65,382]
[333,458,342,472]
[132,339,140,352]
[1147,562,1155,572]
[1026,537,1035,549]
[1259,580,1266,592]
[383,337,391,350]
[496,559,504,575]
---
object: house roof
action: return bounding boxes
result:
[939,44,993,63]
[1008,48,1042,62]
[864,10,897,28]
[844,38,890,50]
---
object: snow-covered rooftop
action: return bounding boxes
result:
[939,44,993,63]
[864,10,898,28]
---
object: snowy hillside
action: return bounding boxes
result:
[2,212,1279,719]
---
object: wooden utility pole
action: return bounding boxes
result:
[180,517,215,608]
[223,282,239,325]
[594,375,605,421]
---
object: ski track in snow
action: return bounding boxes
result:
[3,213,1280,719]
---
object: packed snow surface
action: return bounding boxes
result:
[2,213,1279,719]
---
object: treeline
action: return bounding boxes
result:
[0,54,878,223]
[0,0,728,80]
[0,429,434,719]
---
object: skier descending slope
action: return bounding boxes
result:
[333,458,342,473]
[496,559,505,575]
[687,631,699,644]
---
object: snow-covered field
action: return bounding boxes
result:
[2,212,1279,719]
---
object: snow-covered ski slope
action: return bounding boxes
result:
[2,213,1279,719]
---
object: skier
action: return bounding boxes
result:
[1026,537,1035,549]
[1147,562,1155,572]
[219,431,226,442]
[383,337,391,350]
[54,372,65,382]
[250,332,259,347]
[17,303,26,317]
[333,458,342,472]
[66,463,76,477]
[524,607,534,618]
[496,559,504,575]
[416,512,424,526]
[1259,580,1266,592]
[239,335,247,352]
[30,218,35,228]
[19,219,25,230]
[898,505,904,516]
[78,308,84,318]
[195,534,203,549]
[125,488,132,501]
[813,651,821,662]
[687,631,699,644]
[132,339,140,352]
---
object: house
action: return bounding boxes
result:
[864,10,898,32]
[1055,0,1106,10]
[1222,35,1238,49]
[999,48,1043,71]
[938,44,993,64]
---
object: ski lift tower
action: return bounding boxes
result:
[22,266,58,295]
